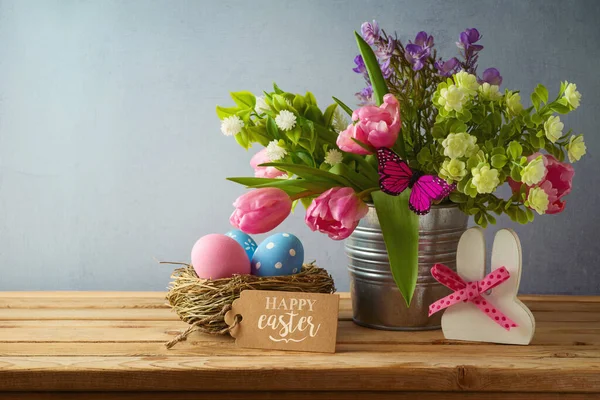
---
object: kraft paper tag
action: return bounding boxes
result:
[224,290,339,353]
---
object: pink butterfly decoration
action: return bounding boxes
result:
[376,148,456,215]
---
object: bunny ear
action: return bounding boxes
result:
[490,229,522,297]
[456,227,486,281]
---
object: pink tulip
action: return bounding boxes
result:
[336,93,401,154]
[305,187,369,240]
[250,148,287,179]
[230,188,292,234]
[508,153,574,214]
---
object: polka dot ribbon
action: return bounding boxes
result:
[429,263,518,331]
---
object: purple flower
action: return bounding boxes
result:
[379,58,393,79]
[435,57,460,77]
[405,45,430,71]
[352,55,366,74]
[355,86,374,106]
[479,67,503,86]
[405,31,434,71]
[374,37,396,61]
[457,28,483,52]
[413,31,434,49]
[361,20,380,45]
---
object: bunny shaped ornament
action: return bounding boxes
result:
[430,227,535,345]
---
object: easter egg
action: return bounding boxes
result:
[251,233,304,277]
[191,234,250,279]
[225,229,258,261]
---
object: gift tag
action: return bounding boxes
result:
[224,290,339,353]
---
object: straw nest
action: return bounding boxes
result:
[165,262,335,348]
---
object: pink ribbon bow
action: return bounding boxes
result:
[429,263,518,331]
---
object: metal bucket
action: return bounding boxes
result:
[346,203,468,330]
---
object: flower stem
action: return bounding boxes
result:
[357,187,380,199]
[290,191,318,201]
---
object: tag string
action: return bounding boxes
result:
[165,304,241,349]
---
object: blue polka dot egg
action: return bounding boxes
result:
[251,233,304,277]
[225,229,258,262]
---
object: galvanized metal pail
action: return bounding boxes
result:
[346,203,468,330]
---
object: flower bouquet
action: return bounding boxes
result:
[216,21,585,308]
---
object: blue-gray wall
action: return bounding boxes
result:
[0,0,598,293]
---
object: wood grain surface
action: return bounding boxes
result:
[1,292,599,399]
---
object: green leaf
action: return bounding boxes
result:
[323,103,338,128]
[300,197,314,209]
[531,92,541,111]
[246,126,270,146]
[305,92,318,106]
[260,163,356,188]
[216,106,239,119]
[234,129,250,149]
[272,94,291,112]
[227,177,283,186]
[355,32,389,106]
[332,96,354,117]
[329,163,374,191]
[550,102,571,114]
[230,91,256,109]
[266,116,280,139]
[293,95,307,114]
[351,137,376,153]
[510,165,521,181]
[535,84,549,104]
[372,191,419,306]
[294,150,314,167]
[304,105,325,125]
[491,154,507,169]
[285,127,302,144]
[449,191,468,203]
[273,82,284,94]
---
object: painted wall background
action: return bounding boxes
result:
[0,0,598,293]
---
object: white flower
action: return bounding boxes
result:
[479,83,502,101]
[521,156,546,185]
[543,115,564,143]
[266,140,287,161]
[471,164,500,194]
[255,96,270,113]
[527,187,549,215]
[220,115,244,136]
[453,71,479,96]
[567,135,586,162]
[506,91,523,115]
[275,110,297,131]
[441,132,478,159]
[563,82,582,109]
[324,149,343,166]
[333,108,350,132]
[438,84,468,112]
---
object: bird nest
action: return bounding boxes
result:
[164,262,335,348]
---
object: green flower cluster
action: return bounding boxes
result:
[419,73,585,226]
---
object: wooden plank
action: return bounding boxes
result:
[0,354,599,392]
[2,340,600,358]
[1,319,600,346]
[1,307,597,324]
[2,292,600,311]
[0,392,597,400]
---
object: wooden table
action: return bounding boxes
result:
[0,292,599,399]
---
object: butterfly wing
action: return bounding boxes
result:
[376,148,412,196]
[409,175,456,215]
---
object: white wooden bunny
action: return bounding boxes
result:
[431,227,535,345]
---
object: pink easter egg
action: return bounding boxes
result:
[191,234,250,279]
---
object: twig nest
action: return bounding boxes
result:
[166,262,335,338]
